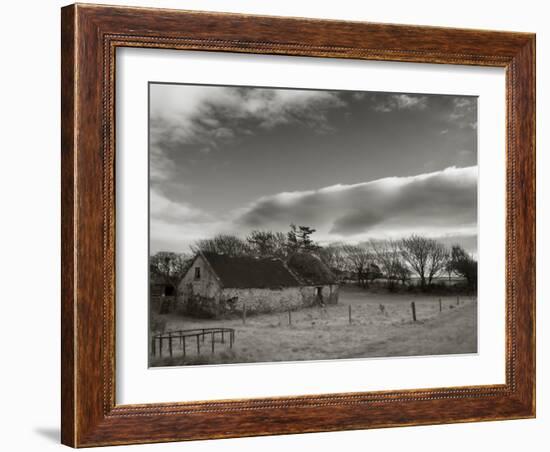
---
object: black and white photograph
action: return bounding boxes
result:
[148,83,478,367]
[1,0,542,449]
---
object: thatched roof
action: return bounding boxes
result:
[201,252,301,289]
[286,252,338,285]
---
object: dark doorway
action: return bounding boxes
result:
[316,287,324,305]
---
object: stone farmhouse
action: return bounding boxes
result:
[178,251,339,317]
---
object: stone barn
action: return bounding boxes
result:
[178,251,339,317]
[149,272,177,313]
[286,252,340,305]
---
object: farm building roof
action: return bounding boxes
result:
[287,252,338,285]
[199,252,338,289]
[201,252,301,289]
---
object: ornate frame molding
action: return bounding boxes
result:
[61,4,535,447]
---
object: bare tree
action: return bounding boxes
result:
[319,242,348,275]
[150,252,190,288]
[342,244,374,288]
[400,235,428,287]
[399,235,448,288]
[191,234,251,257]
[246,230,287,258]
[448,245,478,290]
[444,259,454,282]
[395,261,412,286]
[370,239,403,289]
[427,242,449,285]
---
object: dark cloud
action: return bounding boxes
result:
[236,166,477,242]
[332,210,384,233]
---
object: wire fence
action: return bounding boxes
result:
[234,294,477,329]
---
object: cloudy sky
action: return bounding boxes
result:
[149,83,477,254]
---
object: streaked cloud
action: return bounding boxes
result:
[235,166,477,243]
[151,162,477,253]
[151,165,477,253]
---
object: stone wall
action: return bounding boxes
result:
[300,284,339,306]
[181,285,341,318]
[220,287,305,315]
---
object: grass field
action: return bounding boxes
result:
[150,285,477,366]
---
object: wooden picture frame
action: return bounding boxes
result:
[61,3,535,447]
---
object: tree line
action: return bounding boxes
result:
[320,236,477,290]
[150,224,477,291]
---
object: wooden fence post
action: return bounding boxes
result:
[243,304,247,325]
[168,332,173,357]
[211,332,215,354]
[439,298,442,312]
[182,336,186,357]
[159,336,163,356]
[196,334,200,355]
[151,336,156,357]
[411,301,417,322]
[348,305,352,325]
[288,309,292,325]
